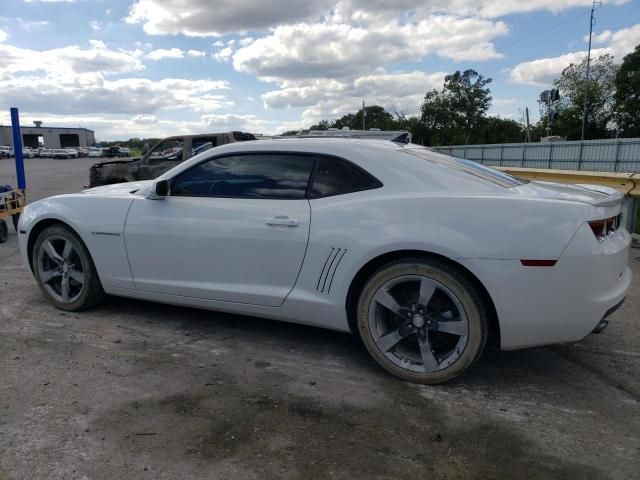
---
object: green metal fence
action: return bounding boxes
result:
[430,138,640,173]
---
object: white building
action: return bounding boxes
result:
[0,124,96,149]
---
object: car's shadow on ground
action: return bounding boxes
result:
[89,295,575,392]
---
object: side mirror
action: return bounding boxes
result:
[146,179,170,200]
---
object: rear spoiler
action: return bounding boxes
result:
[574,184,625,207]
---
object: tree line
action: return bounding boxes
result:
[291,43,640,145]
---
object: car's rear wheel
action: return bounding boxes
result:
[32,225,106,311]
[357,257,488,384]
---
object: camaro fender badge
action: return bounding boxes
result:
[91,231,121,237]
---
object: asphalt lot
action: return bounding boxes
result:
[1,156,639,480]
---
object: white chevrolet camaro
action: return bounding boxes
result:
[18,139,632,383]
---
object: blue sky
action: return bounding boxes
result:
[0,0,638,140]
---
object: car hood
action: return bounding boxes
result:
[514,181,623,207]
[81,180,153,196]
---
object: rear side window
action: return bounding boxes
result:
[402,147,527,188]
[171,154,314,199]
[310,156,381,198]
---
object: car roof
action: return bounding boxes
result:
[213,137,407,156]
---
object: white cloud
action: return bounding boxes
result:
[0,111,285,140]
[0,40,144,78]
[233,17,507,83]
[123,0,628,37]
[90,20,102,31]
[213,46,234,62]
[261,71,445,125]
[16,18,49,31]
[186,49,205,57]
[200,113,275,132]
[147,47,184,60]
[132,114,158,124]
[0,40,231,116]
[0,28,7,43]
[23,0,75,3]
[126,0,333,36]
[342,0,628,20]
[510,23,640,85]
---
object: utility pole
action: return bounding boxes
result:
[525,107,531,142]
[581,1,600,140]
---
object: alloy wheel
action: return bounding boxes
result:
[37,235,85,303]
[367,275,469,374]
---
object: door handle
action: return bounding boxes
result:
[266,216,299,227]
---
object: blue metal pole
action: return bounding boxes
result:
[10,107,26,190]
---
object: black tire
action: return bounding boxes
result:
[0,220,7,243]
[12,213,20,232]
[357,257,489,384]
[32,224,106,311]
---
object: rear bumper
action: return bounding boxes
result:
[459,225,632,350]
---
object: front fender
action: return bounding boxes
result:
[20,195,136,289]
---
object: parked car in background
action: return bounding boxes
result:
[119,147,131,157]
[20,139,632,384]
[89,131,256,186]
[0,146,10,158]
[52,149,73,159]
[76,148,89,157]
[40,149,54,158]
[88,148,102,158]
[22,147,34,159]
[64,149,79,158]
[105,146,122,158]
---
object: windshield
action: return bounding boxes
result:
[402,147,527,188]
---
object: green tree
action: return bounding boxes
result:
[614,44,640,137]
[477,117,524,144]
[553,53,619,140]
[327,106,396,130]
[308,120,331,131]
[444,69,493,140]
[413,69,494,145]
[417,89,455,145]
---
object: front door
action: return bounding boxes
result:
[124,152,315,307]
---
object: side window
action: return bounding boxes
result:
[310,156,381,198]
[148,140,183,161]
[192,137,218,157]
[171,154,314,199]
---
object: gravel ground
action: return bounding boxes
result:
[1,157,639,480]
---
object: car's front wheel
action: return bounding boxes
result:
[357,257,489,384]
[32,224,106,311]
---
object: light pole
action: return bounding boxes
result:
[581,1,600,141]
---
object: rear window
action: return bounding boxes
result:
[402,147,527,188]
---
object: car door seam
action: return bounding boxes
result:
[280,198,313,306]
[122,197,140,290]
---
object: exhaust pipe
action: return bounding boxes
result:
[592,319,609,334]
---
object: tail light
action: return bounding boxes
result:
[588,214,621,242]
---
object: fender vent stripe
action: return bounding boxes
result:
[317,247,347,294]
[327,249,347,294]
